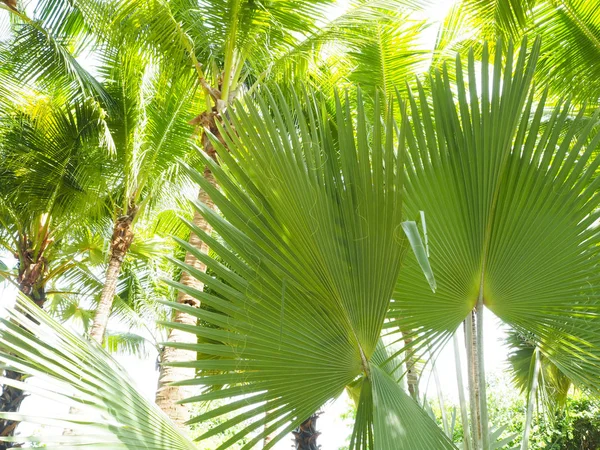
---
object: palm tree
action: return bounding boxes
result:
[388,37,600,449]
[0,86,449,449]
[506,330,573,449]
[3,33,600,450]
[0,75,112,446]
[76,0,433,423]
[84,48,198,344]
[433,0,600,104]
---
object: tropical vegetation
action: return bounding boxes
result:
[1,0,600,449]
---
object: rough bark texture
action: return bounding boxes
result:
[89,206,136,344]
[155,104,224,427]
[0,234,49,449]
[16,236,48,308]
[155,171,217,428]
[292,414,321,450]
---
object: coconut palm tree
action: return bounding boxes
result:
[0,73,113,446]
[3,33,600,450]
[65,0,432,424]
[83,47,198,344]
[434,0,600,104]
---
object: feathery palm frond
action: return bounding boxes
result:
[0,295,196,449]
[506,330,572,414]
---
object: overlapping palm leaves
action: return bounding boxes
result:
[0,86,452,448]
[434,0,600,104]
[162,88,449,449]
[2,34,600,449]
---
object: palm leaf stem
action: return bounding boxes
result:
[476,290,489,449]
[465,312,481,449]
[520,347,541,450]
[453,332,472,450]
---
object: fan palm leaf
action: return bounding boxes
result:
[156,87,450,449]
[387,36,600,419]
[0,87,452,448]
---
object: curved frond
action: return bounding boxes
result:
[0,295,196,449]
[159,88,452,449]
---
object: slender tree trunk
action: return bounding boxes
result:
[89,206,136,344]
[155,103,223,425]
[466,311,481,449]
[0,236,48,449]
[433,357,449,436]
[402,330,420,401]
[520,348,541,450]
[466,295,489,450]
[292,413,321,450]
[476,294,489,449]
[453,332,472,450]
[155,170,216,428]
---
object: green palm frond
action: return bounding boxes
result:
[531,0,600,103]
[0,295,196,449]
[105,330,153,357]
[463,0,536,38]
[387,37,600,395]
[0,8,114,109]
[506,330,572,414]
[158,87,452,449]
[0,93,110,223]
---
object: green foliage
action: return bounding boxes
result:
[388,37,600,401]
[487,376,600,450]
[0,296,196,449]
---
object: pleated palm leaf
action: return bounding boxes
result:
[27,0,440,424]
[156,87,451,449]
[387,37,600,449]
[433,0,600,104]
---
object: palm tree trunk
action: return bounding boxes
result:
[432,357,450,436]
[0,236,49,449]
[402,330,420,401]
[475,294,489,449]
[520,348,541,450]
[155,170,216,428]
[466,295,489,450]
[292,413,321,450]
[89,207,136,344]
[155,101,224,426]
[465,311,481,449]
